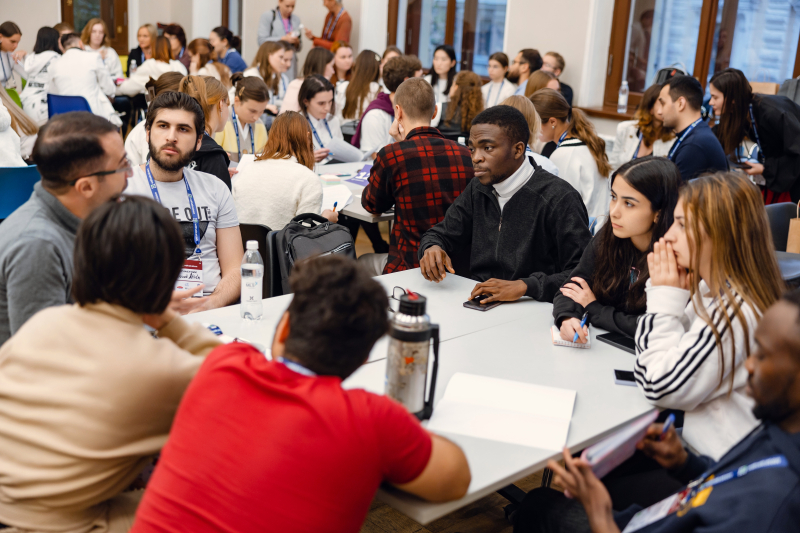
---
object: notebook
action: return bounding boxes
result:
[581,409,659,478]
[551,325,591,349]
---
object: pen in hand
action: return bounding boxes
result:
[332,202,338,213]
[573,312,589,343]
[659,413,676,441]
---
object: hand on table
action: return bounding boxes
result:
[560,317,589,344]
[636,423,689,470]
[469,279,527,304]
[322,209,338,223]
[420,245,454,282]
[168,285,210,315]
[559,277,597,307]
[304,28,315,40]
[314,148,330,162]
[266,103,279,114]
[648,239,689,289]
[744,162,764,176]
[548,449,619,533]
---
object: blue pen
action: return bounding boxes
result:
[573,311,589,343]
[332,201,338,212]
[660,413,676,441]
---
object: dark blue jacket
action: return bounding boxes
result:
[615,422,800,532]
[219,49,247,74]
[671,120,728,181]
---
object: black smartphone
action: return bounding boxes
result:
[463,294,502,311]
[597,332,636,354]
[614,369,637,387]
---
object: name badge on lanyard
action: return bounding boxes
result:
[1,53,18,90]
[146,163,204,297]
[231,105,255,160]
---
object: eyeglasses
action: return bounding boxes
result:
[68,161,134,186]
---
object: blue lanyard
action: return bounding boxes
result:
[632,131,644,160]
[0,53,9,81]
[557,130,568,147]
[307,115,332,148]
[145,163,202,255]
[277,357,317,376]
[748,103,763,162]
[323,7,344,40]
[487,80,505,107]
[668,117,702,161]
[231,105,255,157]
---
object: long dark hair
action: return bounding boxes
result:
[33,27,60,54]
[343,50,380,120]
[592,156,681,313]
[298,74,335,116]
[430,44,457,95]
[212,26,241,53]
[709,68,754,156]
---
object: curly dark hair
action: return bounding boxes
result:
[445,71,484,132]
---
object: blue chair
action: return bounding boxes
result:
[46,94,92,119]
[0,165,41,220]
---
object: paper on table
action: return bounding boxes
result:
[327,137,367,163]
[321,184,354,212]
[426,373,576,450]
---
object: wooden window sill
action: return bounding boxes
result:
[578,105,635,120]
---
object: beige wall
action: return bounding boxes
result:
[4,0,61,53]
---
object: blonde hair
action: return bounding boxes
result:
[138,24,157,51]
[0,90,38,136]
[179,75,230,134]
[680,173,785,391]
[500,95,541,148]
[80,18,110,48]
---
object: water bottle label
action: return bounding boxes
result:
[242,278,262,304]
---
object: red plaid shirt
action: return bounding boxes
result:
[361,127,473,273]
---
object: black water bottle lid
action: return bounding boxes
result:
[399,293,426,316]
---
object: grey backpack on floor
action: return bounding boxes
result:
[275,213,355,293]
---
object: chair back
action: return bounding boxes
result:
[5,88,22,108]
[765,202,797,252]
[46,94,93,119]
[0,165,42,220]
[267,230,284,298]
[239,223,272,298]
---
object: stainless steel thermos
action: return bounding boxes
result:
[385,293,439,420]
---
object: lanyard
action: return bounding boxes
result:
[632,131,644,160]
[487,80,505,107]
[668,117,702,161]
[557,130,568,147]
[323,7,344,40]
[748,103,763,162]
[0,53,9,81]
[307,115,332,148]
[145,163,202,255]
[277,357,317,376]
[231,105,255,157]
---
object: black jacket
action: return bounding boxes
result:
[190,135,232,190]
[552,235,643,337]
[614,422,800,533]
[748,95,800,199]
[418,156,592,302]
[560,82,574,107]
[126,47,146,77]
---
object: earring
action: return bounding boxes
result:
[552,125,555,129]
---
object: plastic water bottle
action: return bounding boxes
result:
[617,81,629,114]
[130,59,138,75]
[240,241,264,320]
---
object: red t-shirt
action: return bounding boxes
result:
[131,343,432,533]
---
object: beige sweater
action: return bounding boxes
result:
[0,303,221,531]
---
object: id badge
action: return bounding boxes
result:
[4,76,18,90]
[621,489,687,532]
[175,258,203,297]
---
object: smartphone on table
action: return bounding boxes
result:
[614,369,637,387]
[463,294,502,312]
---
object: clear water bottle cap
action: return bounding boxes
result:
[246,240,259,250]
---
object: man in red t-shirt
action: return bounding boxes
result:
[131,255,471,533]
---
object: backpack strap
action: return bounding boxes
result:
[528,154,541,171]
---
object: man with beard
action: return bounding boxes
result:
[125,91,243,311]
[418,106,591,304]
[656,75,726,181]
[511,289,800,533]
[0,112,128,344]
[510,48,543,96]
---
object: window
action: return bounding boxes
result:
[398,0,508,77]
[605,0,800,111]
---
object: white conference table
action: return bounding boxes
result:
[186,268,654,525]
[318,162,394,224]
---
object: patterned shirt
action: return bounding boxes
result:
[361,127,474,273]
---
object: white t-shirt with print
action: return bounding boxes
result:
[126,166,239,295]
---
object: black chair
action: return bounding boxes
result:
[765,202,796,252]
[266,230,284,298]
[341,121,356,144]
[240,223,272,299]
[776,251,800,287]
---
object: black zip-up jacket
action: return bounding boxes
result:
[747,95,800,200]
[418,156,592,302]
[552,235,644,337]
[190,135,232,190]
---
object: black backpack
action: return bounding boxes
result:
[275,213,355,294]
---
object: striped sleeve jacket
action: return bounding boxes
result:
[634,280,760,460]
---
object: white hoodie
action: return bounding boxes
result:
[20,51,61,125]
[634,280,760,460]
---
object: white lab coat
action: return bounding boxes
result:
[0,100,26,167]
[116,59,188,97]
[20,51,60,125]
[47,48,121,126]
[87,46,123,80]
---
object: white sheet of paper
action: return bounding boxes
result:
[426,373,576,450]
[321,184,354,212]
[327,137,367,163]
